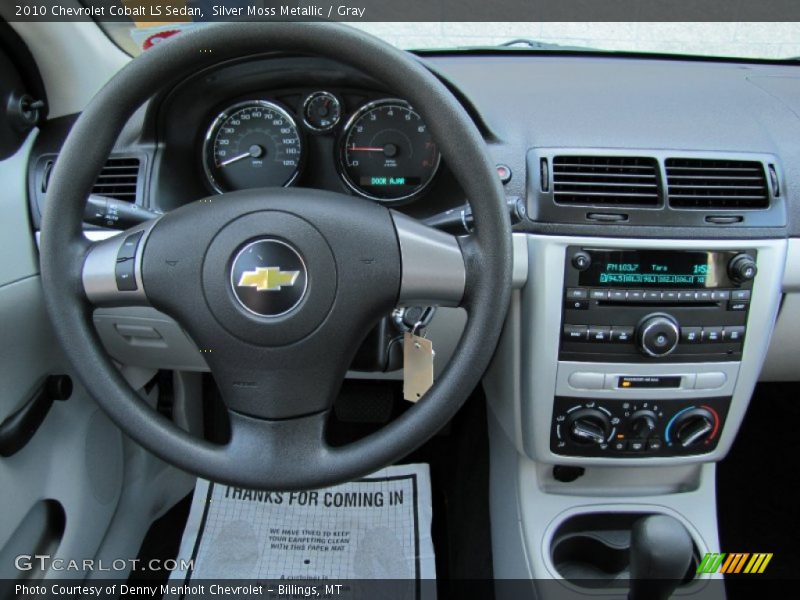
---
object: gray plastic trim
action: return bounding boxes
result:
[391,210,465,306]
[0,131,39,284]
[556,361,740,399]
[782,237,800,292]
[511,232,528,288]
[82,219,158,306]
[92,307,209,372]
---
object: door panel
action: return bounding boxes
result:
[0,129,128,585]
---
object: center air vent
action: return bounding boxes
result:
[666,158,769,209]
[42,156,141,202]
[552,156,661,207]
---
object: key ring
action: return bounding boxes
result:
[411,320,426,337]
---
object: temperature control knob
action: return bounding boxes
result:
[566,408,611,445]
[728,253,757,284]
[636,314,680,357]
[672,408,715,448]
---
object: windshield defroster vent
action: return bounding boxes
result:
[666,158,769,209]
[552,156,661,207]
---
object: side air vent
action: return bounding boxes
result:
[42,156,141,202]
[552,156,661,207]
[666,158,769,209]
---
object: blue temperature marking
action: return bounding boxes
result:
[665,406,696,444]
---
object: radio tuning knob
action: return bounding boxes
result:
[636,314,680,357]
[566,408,610,445]
[728,253,757,284]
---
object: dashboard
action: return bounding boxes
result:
[25,50,800,402]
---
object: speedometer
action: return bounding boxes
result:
[203,100,303,193]
[339,99,440,202]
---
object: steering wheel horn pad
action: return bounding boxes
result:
[140,188,401,419]
[39,23,511,490]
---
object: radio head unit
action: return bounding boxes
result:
[561,247,756,363]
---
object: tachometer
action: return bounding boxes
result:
[203,100,302,193]
[339,99,440,202]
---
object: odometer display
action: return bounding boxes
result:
[203,100,302,193]
[339,99,440,202]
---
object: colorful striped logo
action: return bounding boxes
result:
[697,552,773,575]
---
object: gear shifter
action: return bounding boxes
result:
[629,515,693,600]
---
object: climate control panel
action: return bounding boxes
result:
[550,395,730,457]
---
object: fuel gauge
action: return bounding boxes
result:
[302,91,341,133]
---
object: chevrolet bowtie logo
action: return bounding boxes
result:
[237,267,300,292]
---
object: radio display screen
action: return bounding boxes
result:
[578,249,739,288]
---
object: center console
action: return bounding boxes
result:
[483,233,787,598]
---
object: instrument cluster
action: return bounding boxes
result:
[202,90,441,204]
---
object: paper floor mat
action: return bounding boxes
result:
[168,464,435,593]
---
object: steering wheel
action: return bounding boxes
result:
[39,23,511,490]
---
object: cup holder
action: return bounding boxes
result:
[550,512,699,589]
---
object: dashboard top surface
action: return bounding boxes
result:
[28,51,800,237]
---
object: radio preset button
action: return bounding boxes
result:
[566,288,588,300]
[696,290,712,302]
[678,291,695,302]
[609,290,627,301]
[588,326,611,342]
[662,291,679,302]
[711,290,731,301]
[681,327,703,343]
[723,326,745,342]
[627,290,644,302]
[611,326,634,343]
[643,291,661,302]
[563,324,589,341]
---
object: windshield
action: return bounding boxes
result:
[96,19,800,61]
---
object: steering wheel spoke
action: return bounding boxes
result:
[203,338,354,421]
[82,220,159,307]
[391,211,466,307]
